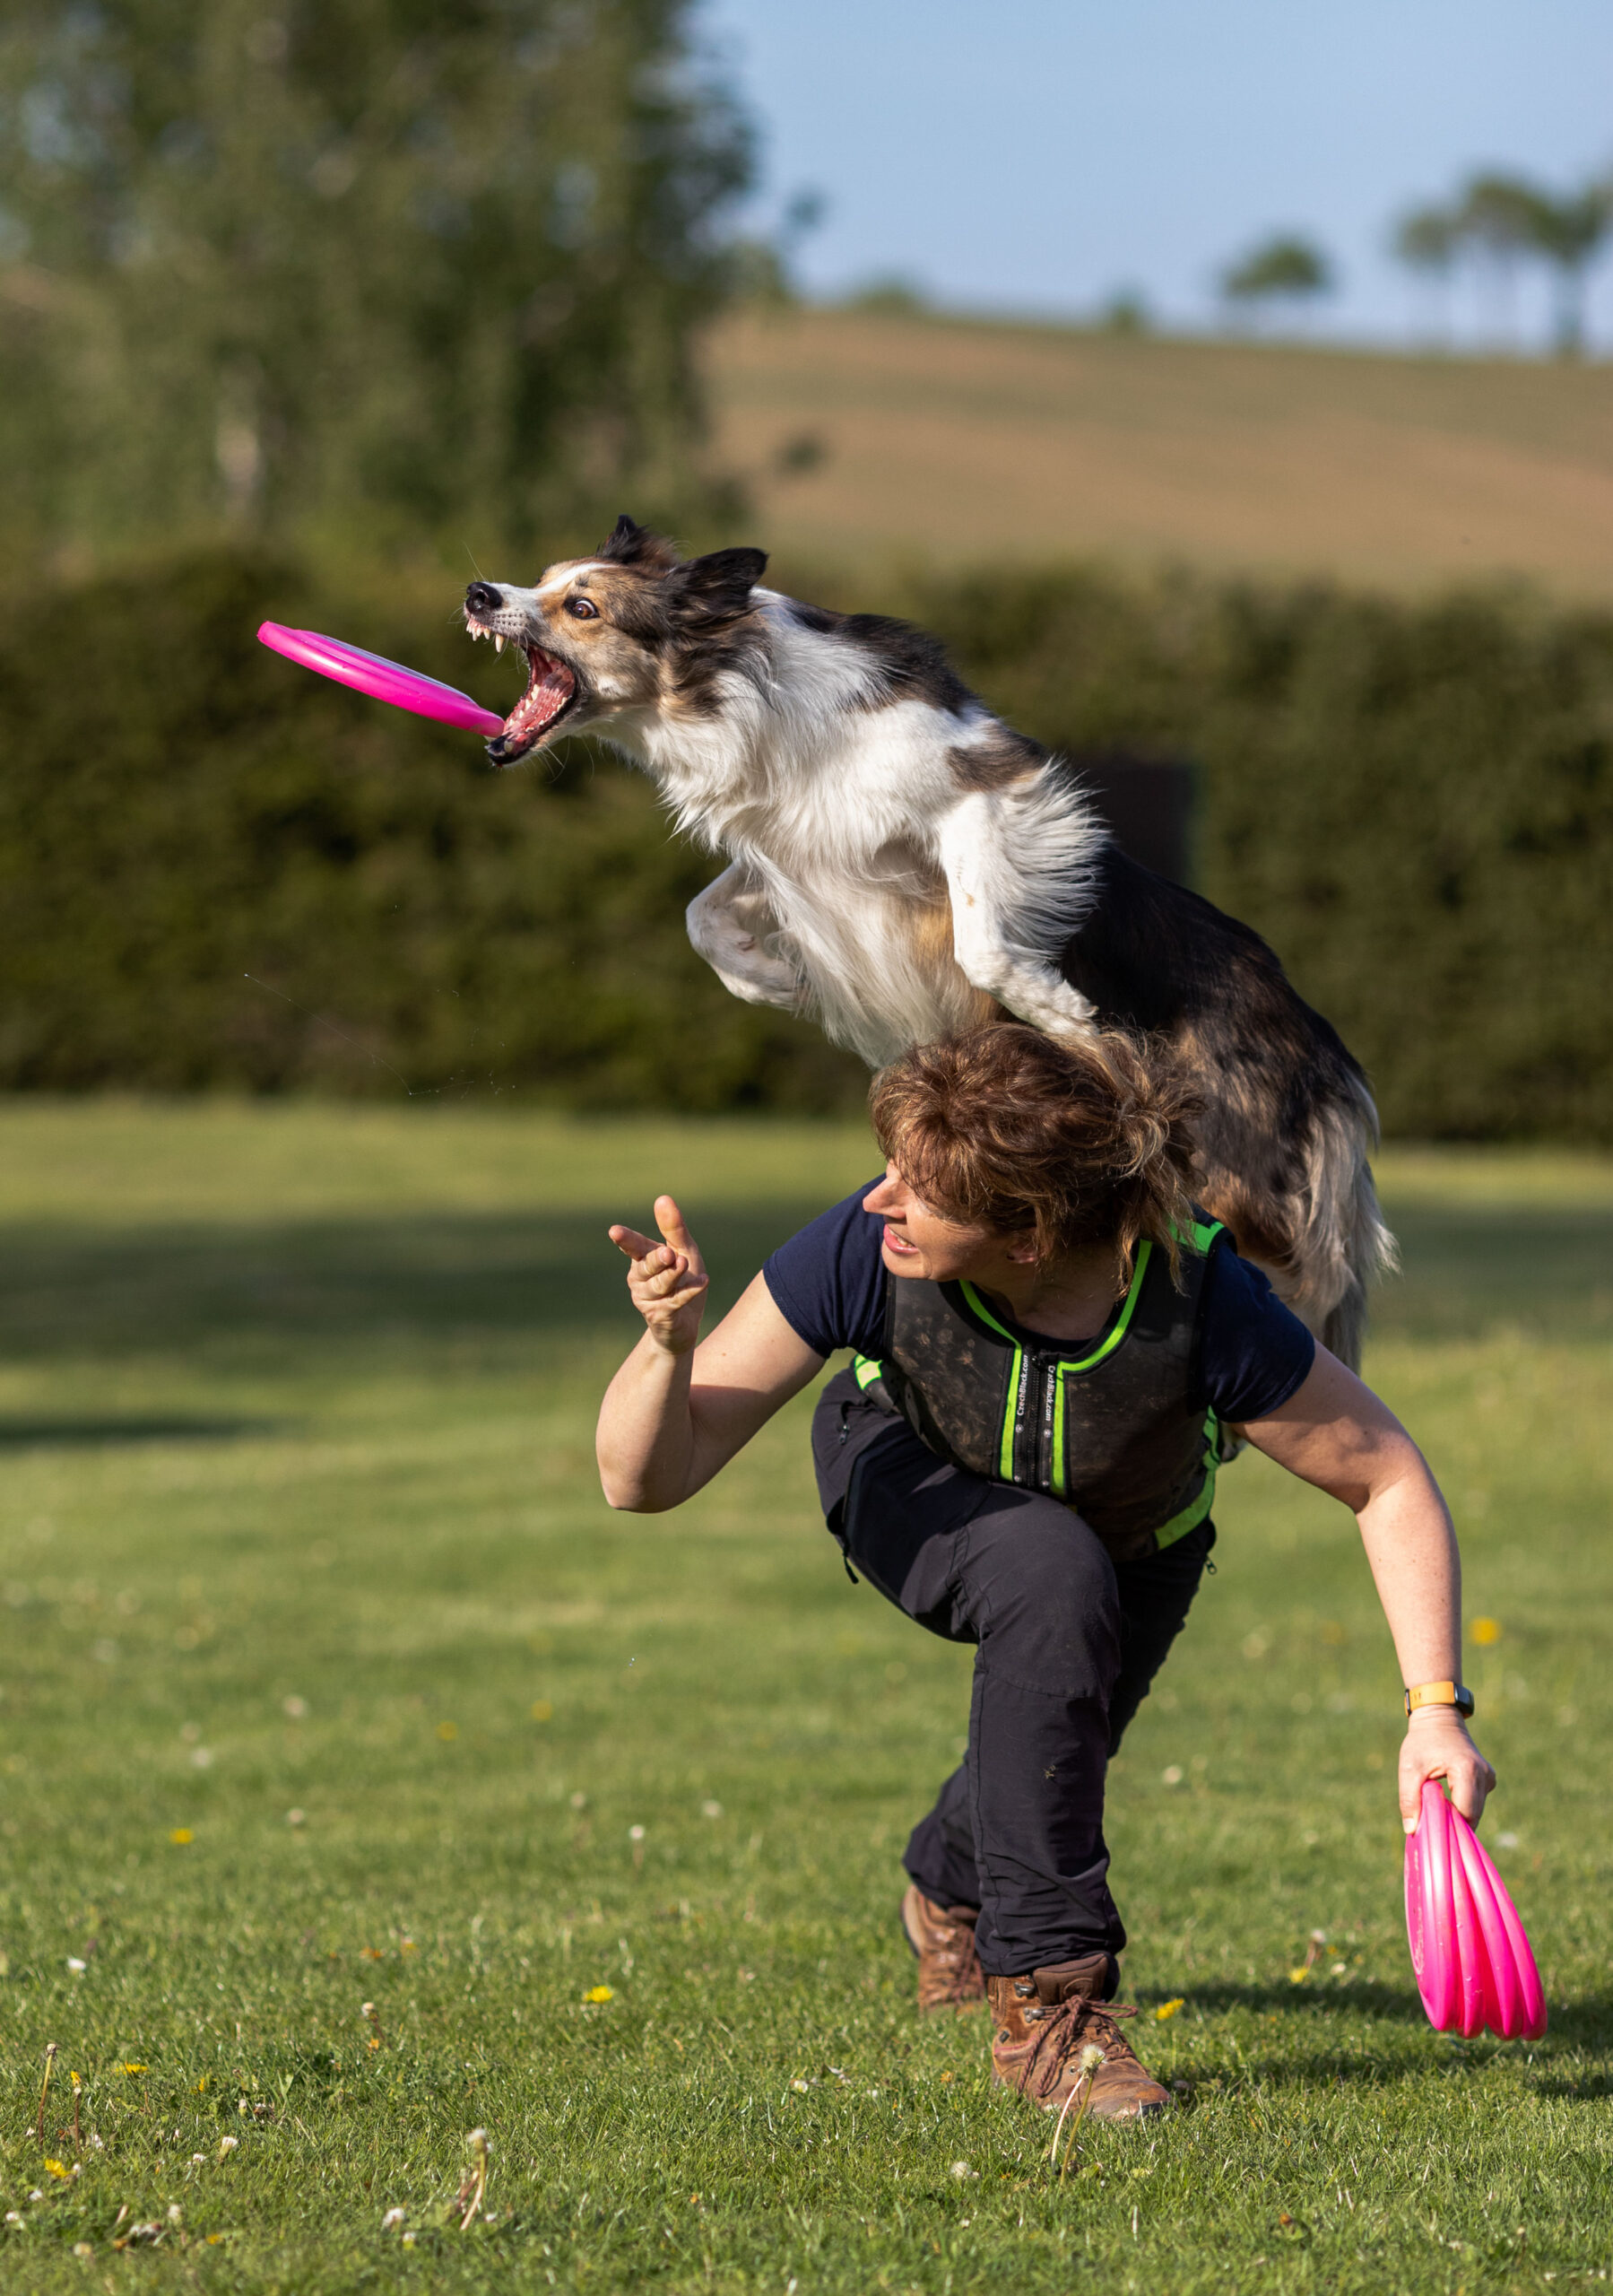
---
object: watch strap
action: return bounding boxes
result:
[1404,1679,1475,1718]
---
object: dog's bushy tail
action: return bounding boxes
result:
[1302,1073,1398,1373]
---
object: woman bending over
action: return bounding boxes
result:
[596,1024,1493,2122]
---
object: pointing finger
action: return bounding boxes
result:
[609,1225,655,1262]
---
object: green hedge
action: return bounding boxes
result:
[1,551,1609,1135]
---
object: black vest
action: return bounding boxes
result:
[852,1222,1225,1562]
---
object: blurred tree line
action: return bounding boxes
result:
[0,0,750,567]
[1396,167,1613,357]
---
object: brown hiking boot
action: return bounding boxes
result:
[901,1883,985,2012]
[988,1953,1170,2121]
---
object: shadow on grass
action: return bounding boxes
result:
[1,1197,1607,1367]
[1174,1978,1431,2025]
[0,1414,282,1448]
[1173,1980,1613,2080]
[0,1204,828,1363]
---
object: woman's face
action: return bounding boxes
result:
[862,1162,1031,1284]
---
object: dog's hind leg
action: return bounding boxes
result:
[936,789,1106,1043]
[686,864,804,1010]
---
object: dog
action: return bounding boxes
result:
[464,517,1394,1364]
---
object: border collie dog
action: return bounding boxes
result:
[465,517,1393,1364]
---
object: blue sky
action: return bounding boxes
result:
[695,0,1613,351]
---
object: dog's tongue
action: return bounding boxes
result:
[503,648,575,741]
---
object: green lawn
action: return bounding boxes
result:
[0,1101,1609,2294]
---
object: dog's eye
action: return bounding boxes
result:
[565,595,598,621]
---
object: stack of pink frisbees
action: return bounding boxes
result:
[1404,1779,1547,2039]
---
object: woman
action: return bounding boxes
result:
[596,1025,1493,2123]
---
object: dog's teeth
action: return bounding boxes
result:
[495,635,504,653]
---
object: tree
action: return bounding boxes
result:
[0,1,754,566]
[1393,169,1613,356]
[1218,234,1333,326]
[1525,177,1613,356]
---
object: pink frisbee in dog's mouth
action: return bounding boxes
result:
[257,623,507,738]
[1404,1778,1546,2040]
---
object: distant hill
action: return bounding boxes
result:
[701,306,1613,598]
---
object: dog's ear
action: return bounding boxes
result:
[668,547,767,624]
[600,513,649,563]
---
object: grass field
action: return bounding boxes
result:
[704,306,1613,600]
[0,1100,1610,2293]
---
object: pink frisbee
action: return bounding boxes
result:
[1404,1779,1546,2040]
[257,622,506,738]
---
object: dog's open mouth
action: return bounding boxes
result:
[467,622,578,762]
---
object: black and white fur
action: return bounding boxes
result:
[465,518,1394,1364]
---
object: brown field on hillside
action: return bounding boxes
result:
[702,306,1613,596]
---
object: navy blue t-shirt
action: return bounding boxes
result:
[764,1179,1315,1425]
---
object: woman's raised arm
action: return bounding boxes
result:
[595,1195,826,1511]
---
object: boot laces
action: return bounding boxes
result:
[1028,1996,1142,2086]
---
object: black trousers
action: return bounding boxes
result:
[811,1370,1214,1979]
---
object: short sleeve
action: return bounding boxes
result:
[763,1180,888,1360]
[1197,1244,1316,1422]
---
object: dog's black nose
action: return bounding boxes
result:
[465,582,503,617]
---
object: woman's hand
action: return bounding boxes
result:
[609,1196,710,1357]
[1400,1709,1496,1835]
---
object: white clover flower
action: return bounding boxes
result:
[381,2207,406,2230]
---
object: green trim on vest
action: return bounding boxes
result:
[862,1213,1231,1560]
[956,1281,1026,1479]
[1151,1410,1220,1549]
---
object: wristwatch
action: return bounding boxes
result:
[1403,1679,1475,1719]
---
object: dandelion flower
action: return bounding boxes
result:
[169,1829,194,1846]
[1471,1618,1501,1647]
[1155,1998,1185,2022]
[120,2064,148,2075]
[531,1700,553,1722]
[218,2136,238,2158]
[44,2160,70,2179]
[583,1984,614,2004]
[790,2077,810,2093]
[436,1720,458,1742]
[1078,2044,1106,2074]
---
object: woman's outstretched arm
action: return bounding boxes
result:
[595,1195,825,1512]
[1243,1347,1496,1832]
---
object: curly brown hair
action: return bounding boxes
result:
[868,1024,1201,1288]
